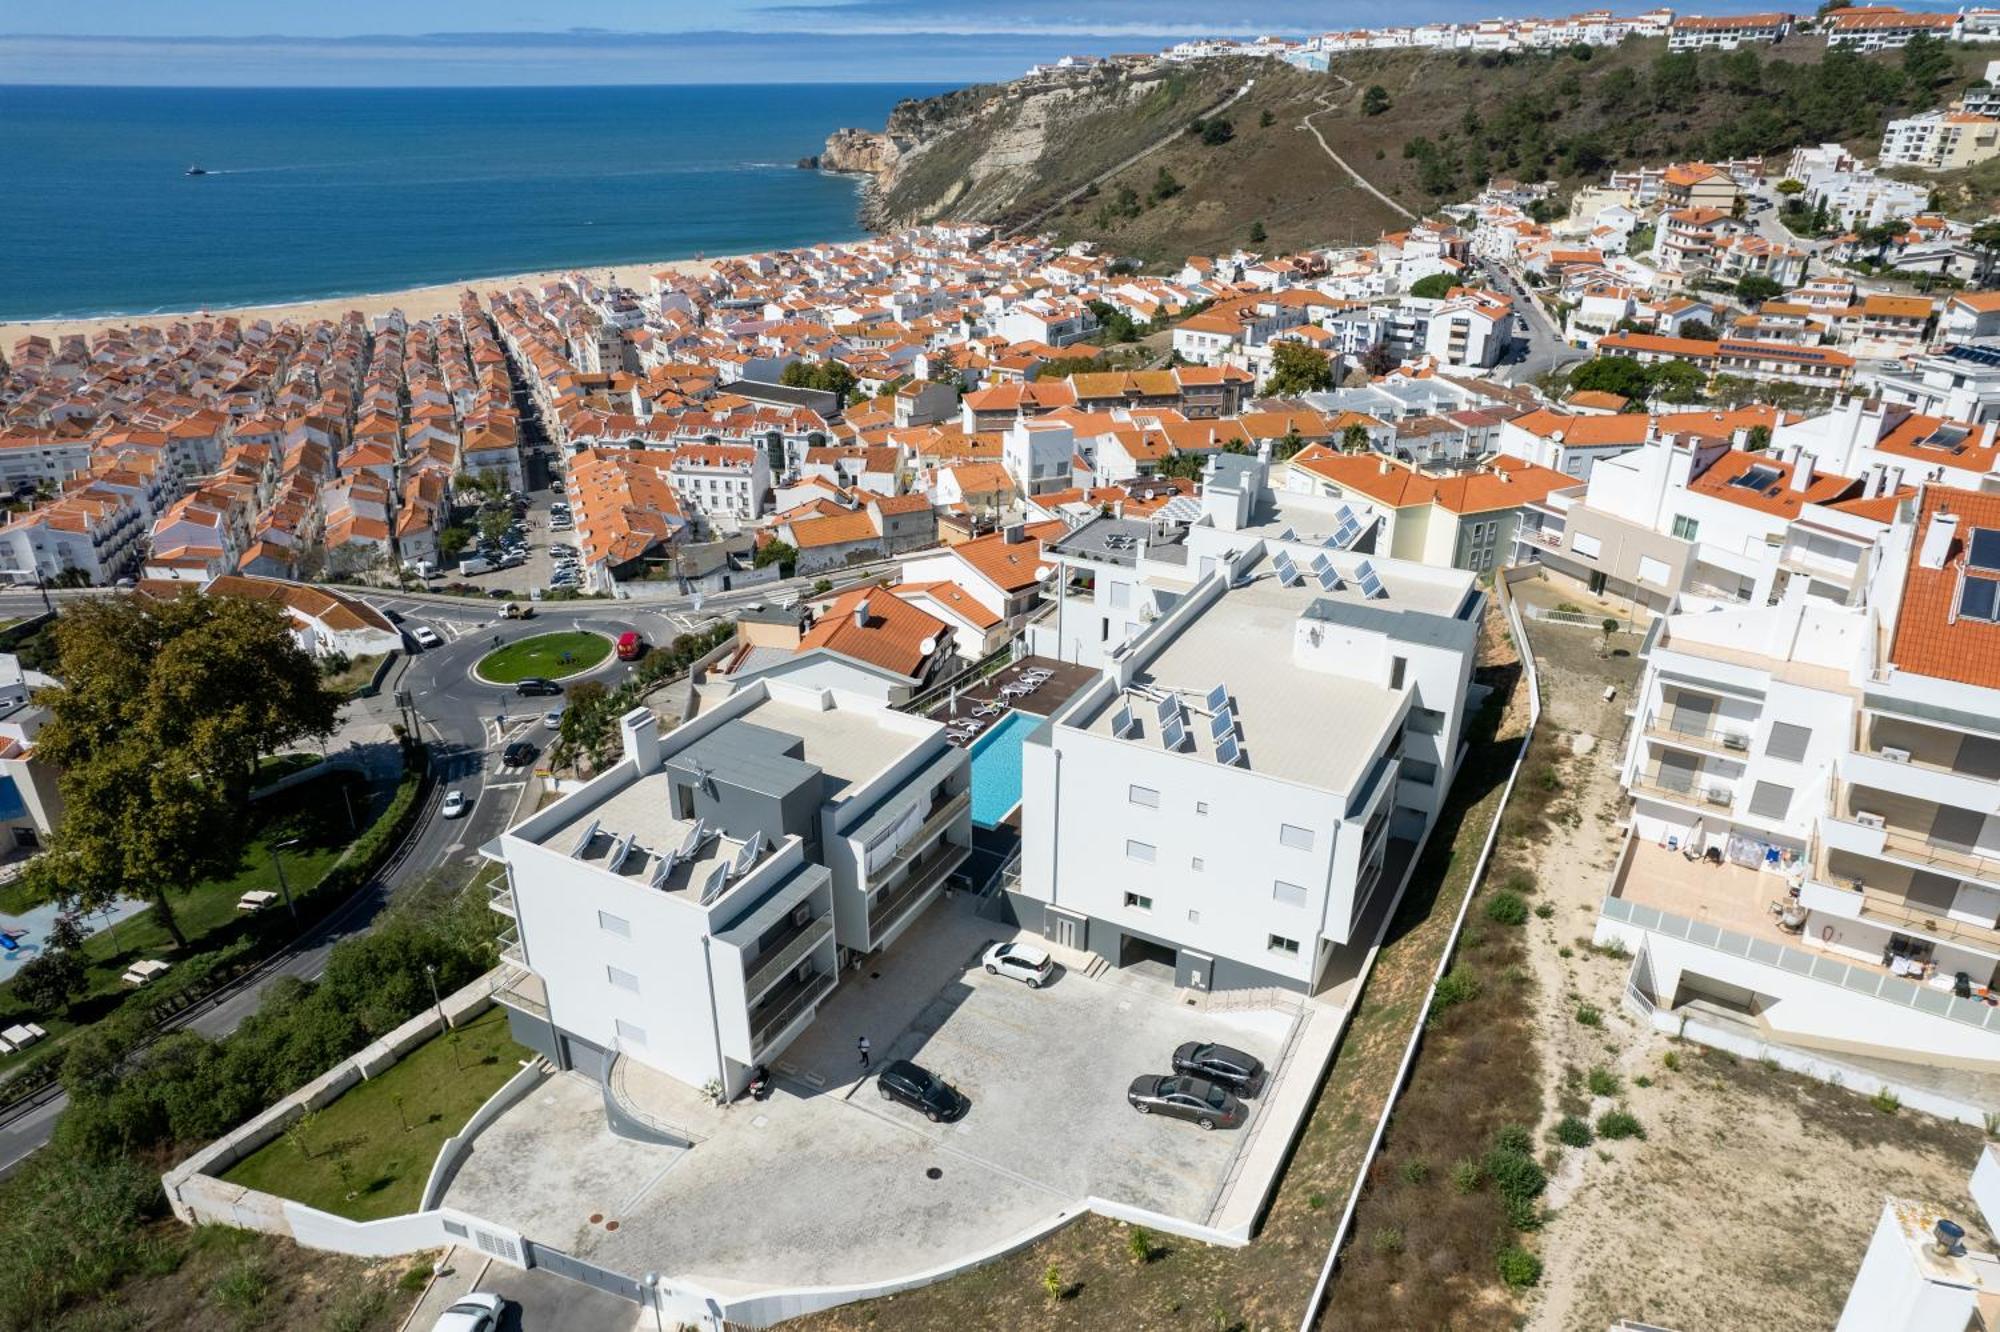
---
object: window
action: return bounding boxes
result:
[1766,722,1812,763]
[1268,934,1301,957]
[1279,823,1315,852]
[1126,839,1156,863]
[1671,514,1700,541]
[606,965,640,993]
[1408,707,1446,735]
[1747,780,1794,821]
[614,1019,648,1046]
[1192,857,1205,871]
[1390,656,1407,691]
[1572,531,1603,559]
[1109,581,1132,608]
[597,910,631,938]
[1187,909,1201,924]
[1129,784,1160,809]
[1124,892,1154,911]
[1402,758,1439,786]
[1273,880,1308,908]
[1195,801,1209,815]
[1637,554,1672,587]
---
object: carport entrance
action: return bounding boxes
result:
[1118,932,1177,984]
[522,1239,645,1302]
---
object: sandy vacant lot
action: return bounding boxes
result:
[1506,578,1990,1332]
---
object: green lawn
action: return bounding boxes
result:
[475,631,611,684]
[0,771,384,1067]
[321,653,388,698]
[221,1006,530,1220]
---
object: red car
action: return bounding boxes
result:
[616,631,644,661]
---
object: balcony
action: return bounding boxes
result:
[1876,826,2000,886]
[749,965,838,1056]
[498,925,525,968]
[878,790,971,874]
[494,966,548,1020]
[868,839,972,943]
[743,911,834,1002]
[1642,710,1754,757]
[1630,763,1737,812]
[489,880,516,918]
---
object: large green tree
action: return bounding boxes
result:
[24,592,341,945]
[1264,341,1336,397]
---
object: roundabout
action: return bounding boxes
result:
[472,629,614,684]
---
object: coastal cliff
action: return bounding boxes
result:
[818,128,902,177]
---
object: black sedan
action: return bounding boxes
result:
[1171,1041,1264,1095]
[501,740,538,768]
[514,677,563,697]
[1127,1074,1246,1130]
[876,1059,964,1122]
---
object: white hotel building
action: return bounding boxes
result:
[1600,483,2000,1101]
[490,682,970,1102]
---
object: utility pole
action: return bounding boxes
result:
[269,837,301,920]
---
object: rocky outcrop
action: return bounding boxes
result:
[819,129,901,177]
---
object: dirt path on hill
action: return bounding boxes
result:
[1298,91,1416,224]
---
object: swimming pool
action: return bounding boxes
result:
[968,710,1044,830]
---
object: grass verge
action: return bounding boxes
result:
[475,631,611,684]
[221,1006,529,1220]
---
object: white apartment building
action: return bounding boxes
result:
[1836,1147,2000,1332]
[1803,168,1932,232]
[1880,110,2000,173]
[1668,12,1793,50]
[1001,418,1078,497]
[668,444,771,534]
[1860,345,2000,425]
[1011,528,1482,994]
[491,685,971,1101]
[1598,484,2000,1100]
[1420,290,1515,369]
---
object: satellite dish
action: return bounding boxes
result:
[1036,565,1055,581]
[919,635,938,655]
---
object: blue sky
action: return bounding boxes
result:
[0,1,1865,84]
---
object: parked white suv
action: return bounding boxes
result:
[982,941,1054,988]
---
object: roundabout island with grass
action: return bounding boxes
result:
[473,630,613,684]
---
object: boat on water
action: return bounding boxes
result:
[184,165,209,177]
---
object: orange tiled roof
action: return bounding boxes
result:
[796,586,946,678]
[1889,486,2000,689]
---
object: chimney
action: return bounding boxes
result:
[619,707,661,771]
[853,596,871,628]
[1379,457,1392,475]
[1919,510,1958,571]
[1788,452,1815,492]
[1984,420,1997,449]
[1003,522,1026,544]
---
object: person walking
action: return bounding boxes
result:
[857,1035,871,1070]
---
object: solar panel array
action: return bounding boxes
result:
[1112,704,1139,738]
[1273,551,1302,587]
[1329,505,1363,550]
[1355,559,1387,600]
[1205,683,1229,713]
[1162,715,1187,751]
[1963,575,2000,623]
[1970,527,2000,575]
[1156,693,1180,725]
[1309,551,1343,592]
[1210,708,1234,741]
[1216,735,1243,767]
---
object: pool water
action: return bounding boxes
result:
[968,711,1044,829]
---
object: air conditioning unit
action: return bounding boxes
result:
[1704,787,1732,807]
[1879,747,1912,764]
[1856,811,1886,829]
[1722,732,1750,751]
[792,901,813,929]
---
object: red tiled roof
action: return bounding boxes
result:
[1889,486,2000,689]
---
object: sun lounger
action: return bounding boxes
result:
[121,959,171,986]
[971,702,1003,717]
[236,890,279,912]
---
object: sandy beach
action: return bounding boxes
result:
[0,251,766,347]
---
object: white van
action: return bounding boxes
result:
[458,555,492,577]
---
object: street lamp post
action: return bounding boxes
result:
[269,837,301,921]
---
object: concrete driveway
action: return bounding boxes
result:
[406,1248,642,1332]
[441,898,1295,1293]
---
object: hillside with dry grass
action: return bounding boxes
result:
[854,37,1995,263]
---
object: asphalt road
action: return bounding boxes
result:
[1479,259,1586,385]
[0,562,893,1176]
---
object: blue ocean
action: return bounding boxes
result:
[0,84,943,321]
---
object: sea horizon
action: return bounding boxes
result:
[0,83,945,323]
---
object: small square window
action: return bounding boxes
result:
[597,910,631,937]
[1273,880,1308,908]
[1124,891,1154,911]
[1191,856,1205,871]
[1125,839,1156,863]
[606,965,640,993]
[1195,801,1209,815]
[614,1019,647,1046]
[1187,909,1201,924]
[1129,784,1161,808]
[1268,934,1301,956]
[1279,823,1315,852]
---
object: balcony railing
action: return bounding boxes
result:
[498,925,525,968]
[1630,765,1735,810]
[869,840,971,941]
[1642,710,1754,756]
[878,791,971,874]
[744,912,834,1001]
[489,881,516,917]
[1878,826,2000,885]
[494,966,547,1020]
[749,966,838,1054]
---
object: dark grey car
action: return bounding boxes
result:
[1171,1041,1264,1095]
[877,1059,965,1122]
[1126,1074,1246,1130]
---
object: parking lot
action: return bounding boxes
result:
[442,897,1296,1292]
[428,486,583,598]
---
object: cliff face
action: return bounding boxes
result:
[818,128,901,177]
[832,63,1248,233]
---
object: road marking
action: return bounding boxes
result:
[488,780,527,791]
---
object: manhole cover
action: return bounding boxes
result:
[605,1220,620,1231]
[870,971,882,979]
[589,1213,604,1224]
[925,1167,943,1180]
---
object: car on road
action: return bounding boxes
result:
[616,631,645,661]
[1127,1074,1245,1130]
[876,1059,964,1122]
[1171,1041,1264,1095]
[515,677,562,697]
[543,708,565,730]
[429,1292,506,1332]
[441,790,471,819]
[982,941,1054,988]
[502,740,538,768]
[410,625,442,650]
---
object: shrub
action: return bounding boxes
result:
[1575,1003,1603,1028]
[1535,902,1555,919]
[1554,1115,1594,1148]
[1307,1192,1327,1210]
[323,1286,390,1332]
[1491,1123,1534,1156]
[398,1261,434,1292]
[1503,869,1536,895]
[1398,1158,1430,1185]
[1450,1159,1482,1194]
[1372,1226,1404,1254]
[1497,1246,1544,1288]
[211,1255,271,1315]
[1430,966,1481,1016]
[1871,1087,1902,1115]
[1586,1067,1621,1097]
[1597,1109,1646,1140]
[1127,1225,1155,1264]
[1484,1148,1546,1209]
[1484,891,1529,926]
[1662,1051,1681,1072]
